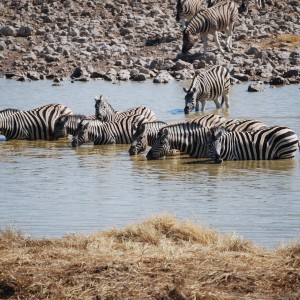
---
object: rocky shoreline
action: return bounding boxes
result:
[0,0,300,86]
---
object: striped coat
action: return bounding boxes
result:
[207,126,299,163]
[72,115,148,147]
[95,96,156,123]
[182,0,239,54]
[0,104,73,140]
[184,65,231,113]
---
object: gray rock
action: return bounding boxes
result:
[17,26,32,37]
[153,71,174,83]
[0,26,16,36]
[248,82,265,92]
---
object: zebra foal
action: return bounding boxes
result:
[207,126,299,163]
[95,95,156,123]
[72,114,148,147]
[183,65,231,113]
[182,0,239,54]
[0,104,73,140]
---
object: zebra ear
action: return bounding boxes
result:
[183,87,188,93]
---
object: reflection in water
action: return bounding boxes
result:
[0,79,299,248]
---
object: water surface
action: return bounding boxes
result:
[0,78,299,249]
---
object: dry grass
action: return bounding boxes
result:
[256,34,300,50]
[0,215,299,299]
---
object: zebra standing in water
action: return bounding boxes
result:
[183,65,231,113]
[128,120,168,155]
[176,0,205,30]
[182,0,239,54]
[207,126,299,163]
[51,114,97,140]
[95,95,156,123]
[0,104,73,140]
[72,114,148,147]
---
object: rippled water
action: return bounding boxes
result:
[0,77,299,249]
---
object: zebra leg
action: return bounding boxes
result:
[222,92,230,108]
[195,100,200,111]
[213,98,222,109]
[212,31,224,54]
[202,34,208,54]
[225,23,234,52]
[200,100,207,112]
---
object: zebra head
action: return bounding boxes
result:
[183,86,198,114]
[207,127,227,163]
[51,115,69,140]
[71,119,90,147]
[146,128,171,160]
[94,95,114,122]
[182,29,194,54]
[129,122,147,156]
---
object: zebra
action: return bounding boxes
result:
[182,0,239,54]
[146,122,212,160]
[0,104,73,140]
[176,0,205,30]
[128,120,168,155]
[0,108,20,120]
[51,114,97,140]
[207,0,264,12]
[183,65,231,113]
[94,95,156,123]
[72,114,148,147]
[146,115,269,160]
[207,126,299,163]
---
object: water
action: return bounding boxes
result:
[0,77,299,249]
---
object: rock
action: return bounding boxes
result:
[248,82,265,92]
[269,76,289,85]
[153,72,174,83]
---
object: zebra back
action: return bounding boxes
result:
[223,118,268,132]
[0,108,20,119]
[207,126,299,162]
[0,104,73,140]
[129,120,168,155]
[187,113,226,127]
[72,114,148,147]
[95,95,156,123]
[146,122,210,160]
[176,0,205,23]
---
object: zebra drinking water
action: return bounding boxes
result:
[182,0,239,54]
[94,95,156,122]
[183,65,231,113]
[52,114,97,140]
[0,104,73,140]
[128,120,168,155]
[72,114,148,147]
[207,126,299,163]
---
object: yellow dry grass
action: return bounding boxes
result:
[256,34,300,50]
[0,214,299,299]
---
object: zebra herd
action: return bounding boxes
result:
[0,96,299,164]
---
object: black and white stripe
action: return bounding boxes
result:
[223,118,268,132]
[182,0,239,54]
[183,65,231,113]
[0,108,20,120]
[95,95,156,123]
[146,122,211,160]
[72,115,148,147]
[176,0,205,29]
[128,120,168,155]
[0,104,73,140]
[207,126,299,163]
[52,114,96,140]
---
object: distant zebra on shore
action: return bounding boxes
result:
[183,65,231,113]
[72,115,148,147]
[0,104,73,140]
[182,0,239,54]
[207,126,299,163]
[95,95,156,123]
[176,0,205,30]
